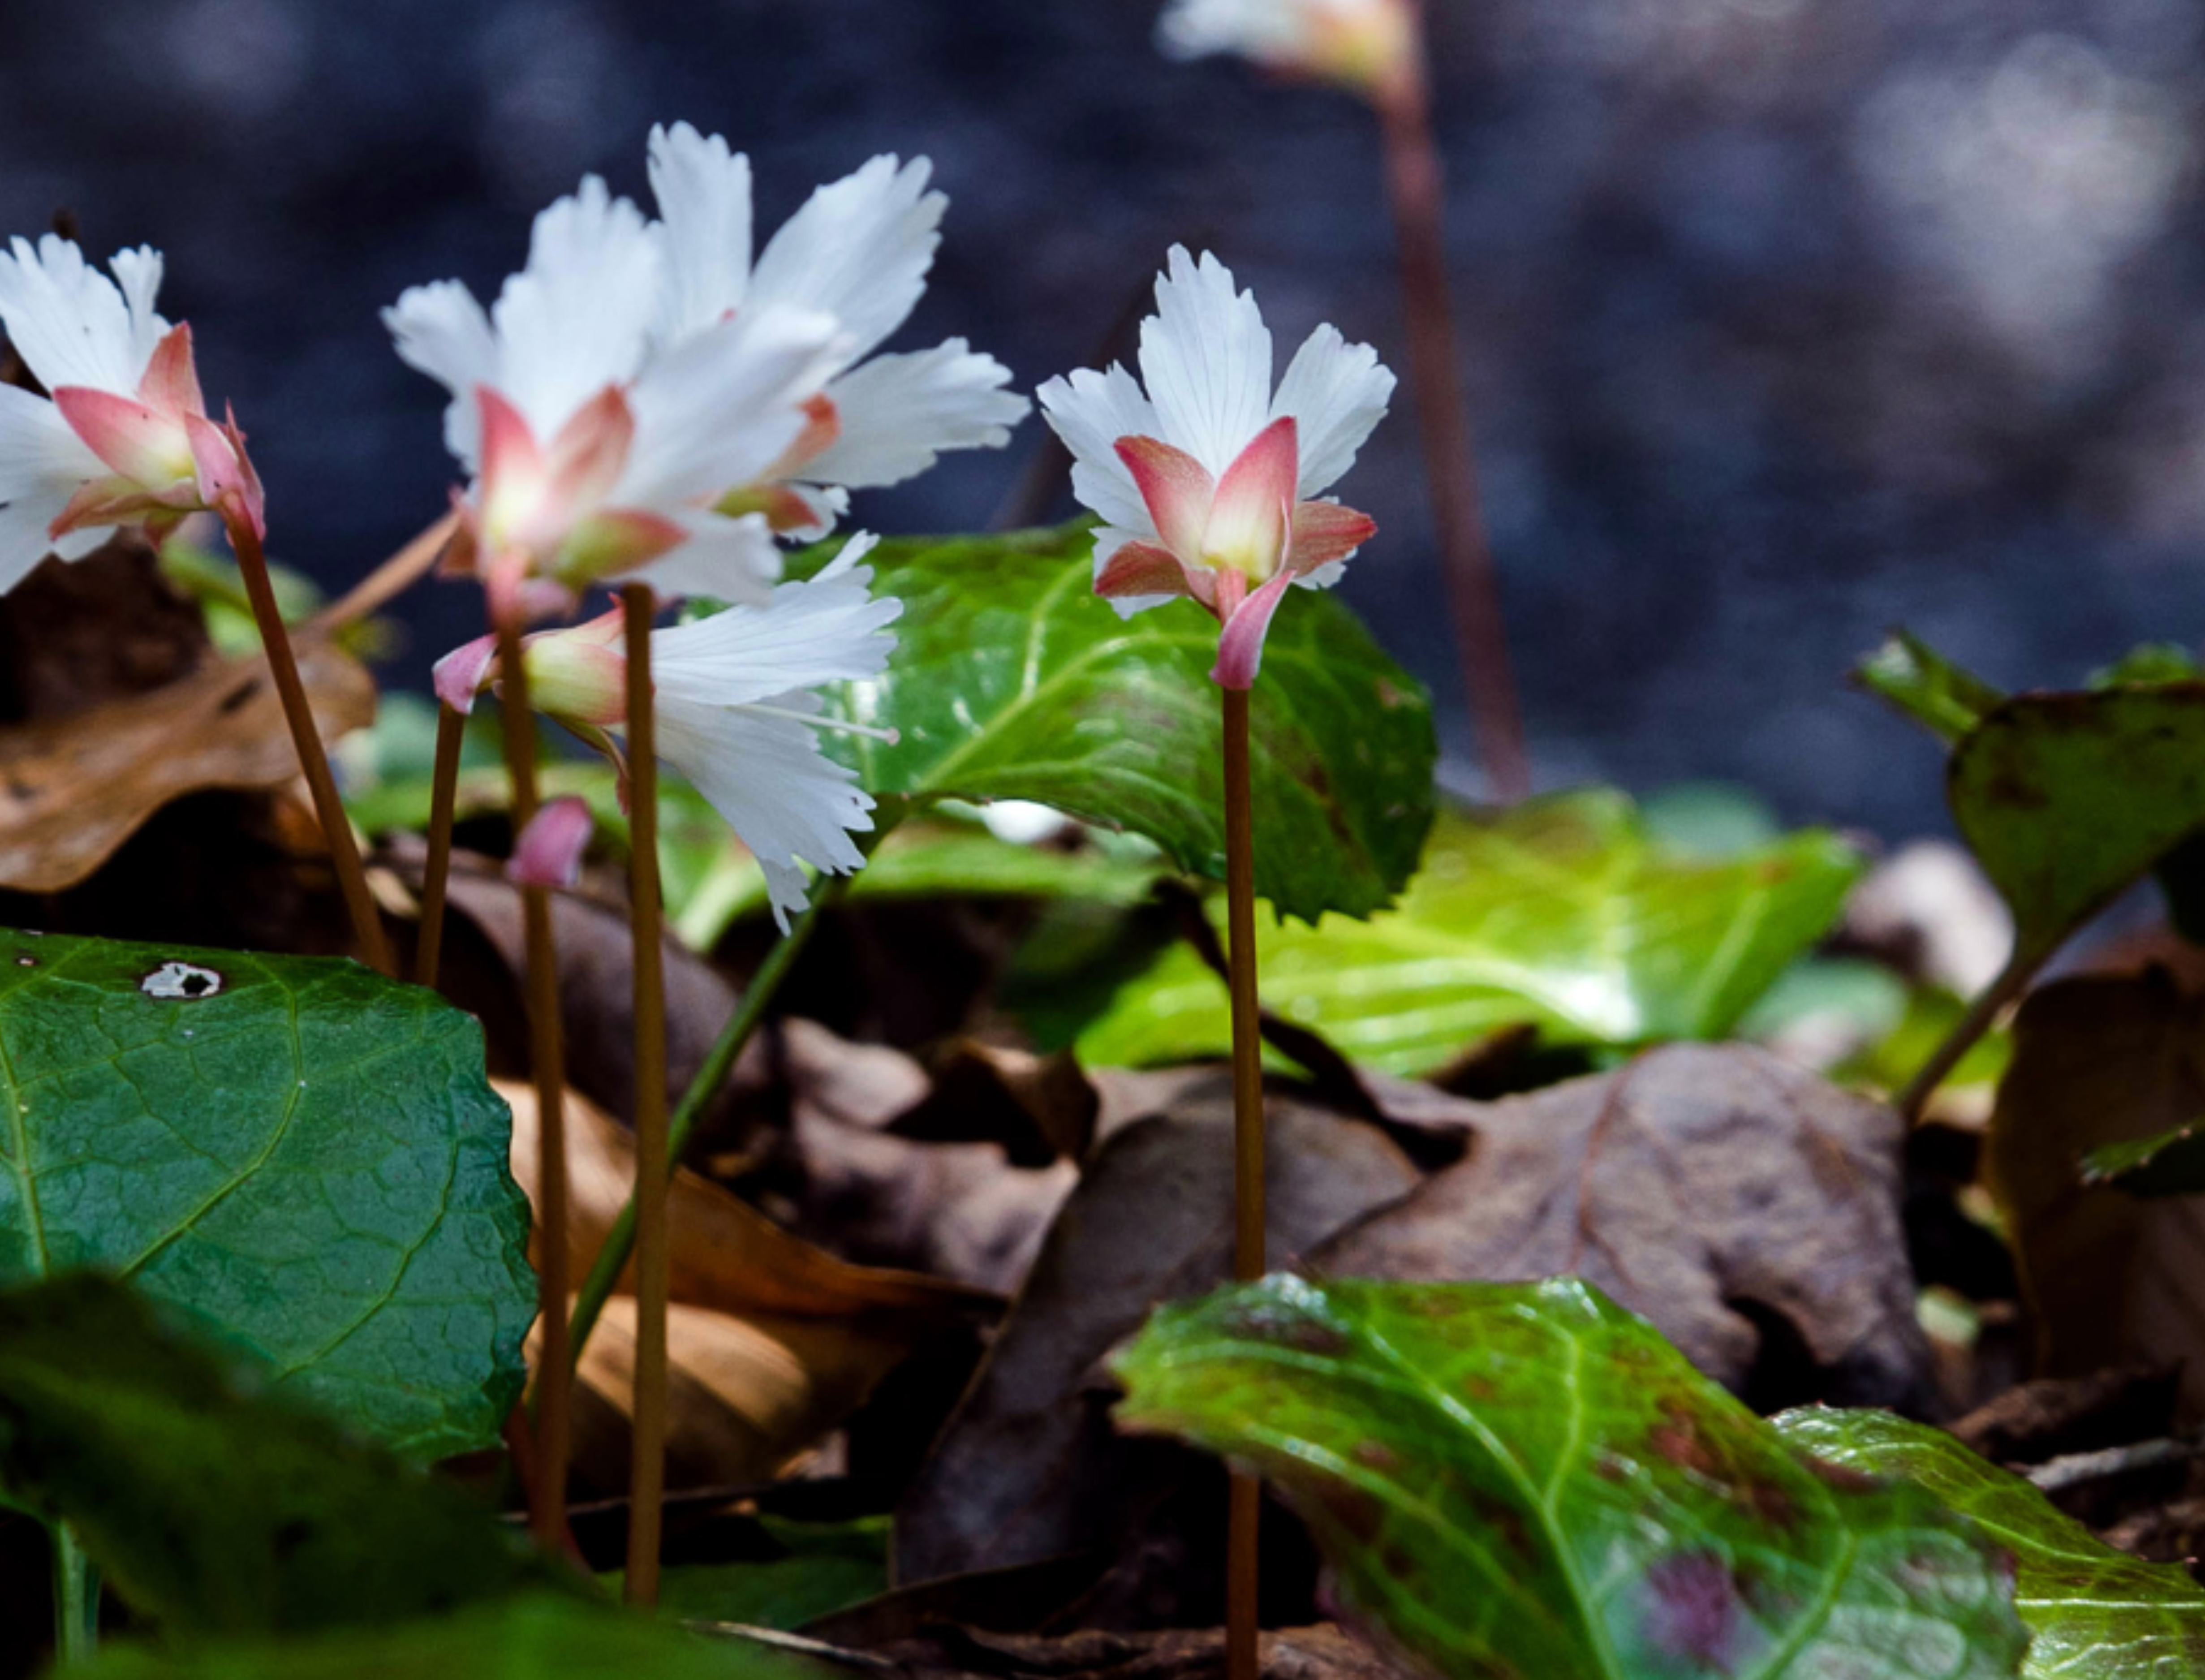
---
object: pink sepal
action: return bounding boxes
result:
[1115,434,1214,560]
[1288,500,1377,573]
[138,323,206,419]
[432,633,500,715]
[1203,416,1297,578]
[48,474,197,538]
[761,393,842,482]
[542,385,635,526]
[1095,539,1202,602]
[1211,567,1297,691]
[52,386,189,486]
[186,408,266,539]
[508,796,594,890]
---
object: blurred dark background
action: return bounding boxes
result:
[4,0,2201,835]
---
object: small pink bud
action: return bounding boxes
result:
[432,633,500,715]
[508,796,594,890]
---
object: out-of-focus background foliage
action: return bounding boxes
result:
[5,0,2201,832]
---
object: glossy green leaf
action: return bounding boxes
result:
[1078,791,1863,1076]
[1114,1275,2028,1680]
[1776,1407,2205,1678]
[71,1596,826,1680]
[1857,632,2005,745]
[2079,1120,2205,1196]
[0,930,533,1458]
[781,524,1438,923]
[0,1274,555,1635]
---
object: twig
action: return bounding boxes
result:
[620,584,669,1607]
[1374,53,1532,802]
[413,703,467,989]
[2025,1431,2205,1496]
[226,510,394,975]
[1221,686,1265,1680]
[1896,948,2038,1124]
[51,1524,98,1668]
[495,609,572,1550]
[305,510,459,636]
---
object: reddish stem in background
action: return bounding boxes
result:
[1375,47,1533,803]
[620,583,670,1607]
[413,702,466,990]
[495,607,573,1552]
[225,511,395,975]
[1221,686,1266,1680]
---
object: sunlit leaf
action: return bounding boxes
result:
[0,930,533,1457]
[1776,1407,2205,1678]
[1857,631,2005,746]
[1078,791,1862,1076]
[1114,1275,2028,1680]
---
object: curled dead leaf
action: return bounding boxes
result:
[0,641,374,893]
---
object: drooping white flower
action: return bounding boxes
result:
[385,176,848,616]
[643,122,1029,540]
[0,236,263,595]
[435,533,902,930]
[1036,247,1394,688]
[1156,0,1418,99]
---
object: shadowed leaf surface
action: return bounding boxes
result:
[1777,1407,2205,1678]
[0,929,533,1457]
[1114,1276,2029,1680]
[0,643,374,894]
[0,1274,555,1635]
[1078,793,1861,1075]
[781,524,1436,924]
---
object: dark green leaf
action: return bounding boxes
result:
[1079,791,1863,1076]
[604,1517,888,1630]
[2079,1120,2205,1196]
[1114,1275,2028,1680]
[0,930,533,1457]
[70,1595,826,1680]
[2091,645,2205,688]
[785,525,1438,923]
[1775,1407,2205,1678]
[0,1274,556,1635]
[1857,631,2007,746]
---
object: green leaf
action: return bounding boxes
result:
[2078,1120,2205,1195]
[1775,1407,2205,1678]
[1858,631,2007,746]
[783,524,1438,924]
[1113,1275,2028,1680]
[1078,791,1864,1076]
[0,1273,556,1635]
[71,1596,828,1680]
[0,929,534,1458]
[604,1516,889,1630]
[2091,644,2205,688]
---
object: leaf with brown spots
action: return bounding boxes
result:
[0,642,374,893]
[1115,1276,2028,1680]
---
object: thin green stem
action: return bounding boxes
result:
[1896,946,2039,1124]
[564,878,839,1375]
[52,1523,98,1667]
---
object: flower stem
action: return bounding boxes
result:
[620,585,669,1607]
[495,608,572,1552]
[564,881,833,1375]
[413,702,467,989]
[1896,947,2039,1124]
[225,512,395,974]
[1221,685,1265,1680]
[1374,51,1533,803]
[51,1523,98,1668]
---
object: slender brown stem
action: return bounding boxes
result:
[1374,56,1533,803]
[1221,686,1265,1680]
[1896,947,2040,1124]
[414,703,467,990]
[495,609,572,1550]
[306,509,461,637]
[620,585,670,1607]
[226,513,394,975]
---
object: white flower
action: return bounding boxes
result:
[435,533,902,930]
[644,122,1029,539]
[0,236,262,595]
[1036,246,1394,688]
[385,176,847,614]
[1157,0,1418,98]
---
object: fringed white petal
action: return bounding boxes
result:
[1270,323,1395,498]
[748,155,943,370]
[1036,362,1163,535]
[647,121,754,346]
[382,279,499,471]
[655,689,876,932]
[619,302,844,507]
[803,340,1027,491]
[108,246,171,377]
[0,381,105,503]
[0,235,165,397]
[1136,246,1273,477]
[1156,0,1313,61]
[650,532,900,706]
[620,508,783,605]
[488,176,661,442]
